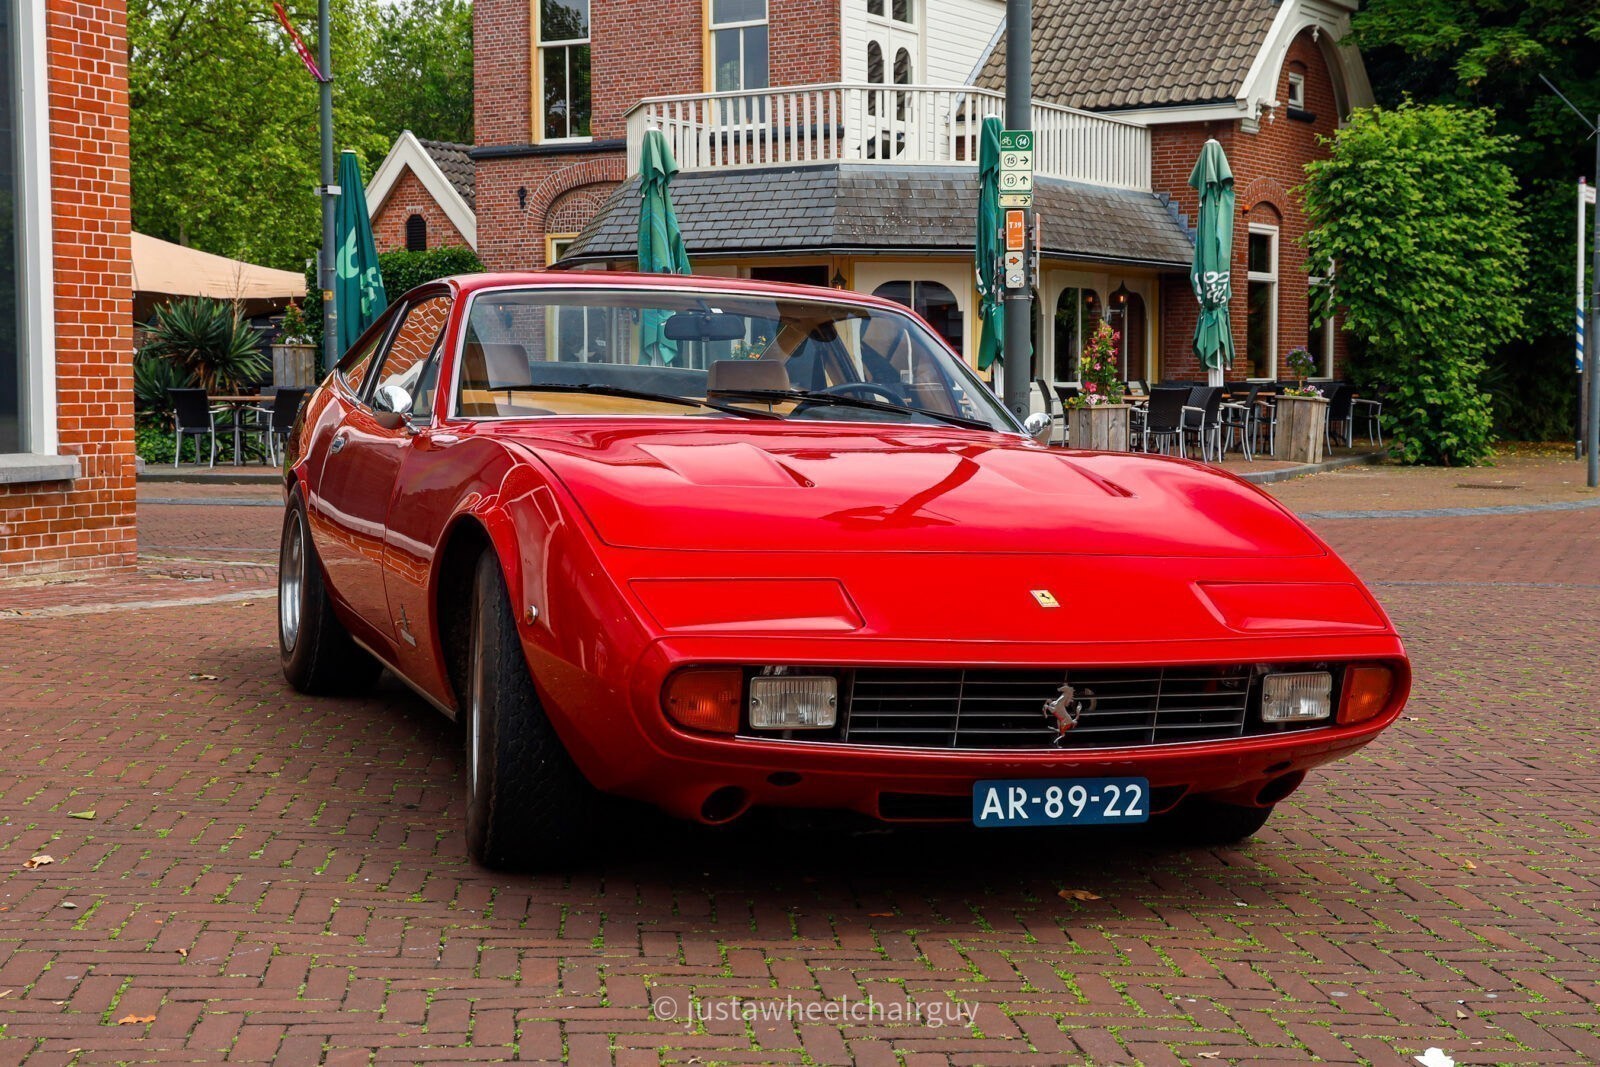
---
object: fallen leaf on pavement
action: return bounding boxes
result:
[1058,889,1101,901]
[68,811,95,820]
[60,902,77,910]
[868,912,895,917]
[176,948,188,959]
[1455,1008,1468,1019]
[22,854,53,870]
[1198,1054,1221,1061]
[0,990,11,998]
[117,1014,156,1026]
[1462,860,1476,869]
[1415,1050,1455,1067]
[188,673,219,681]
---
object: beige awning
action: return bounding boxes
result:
[131,232,307,301]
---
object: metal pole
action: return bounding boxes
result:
[1001,0,1033,422]
[318,0,337,376]
[1589,119,1599,487]
[1578,179,1587,461]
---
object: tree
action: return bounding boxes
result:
[1302,103,1528,466]
[354,0,474,146]
[1350,0,1600,441]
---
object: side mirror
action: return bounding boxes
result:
[1023,412,1052,444]
[372,383,414,431]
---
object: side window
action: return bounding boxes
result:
[372,295,453,414]
[338,327,388,398]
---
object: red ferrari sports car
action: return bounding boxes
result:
[278,272,1408,868]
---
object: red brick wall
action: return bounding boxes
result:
[370,169,471,254]
[1,0,136,580]
[474,1,842,272]
[1152,28,1349,382]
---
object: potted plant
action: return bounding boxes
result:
[272,300,318,388]
[1065,321,1131,451]
[1275,345,1328,463]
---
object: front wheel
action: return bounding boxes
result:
[463,550,595,870]
[279,488,382,695]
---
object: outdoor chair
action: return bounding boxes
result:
[1181,386,1225,463]
[1352,390,1384,446]
[1219,384,1261,461]
[1253,383,1283,456]
[1126,379,1147,396]
[1224,380,1250,399]
[1324,383,1357,451]
[253,387,307,466]
[168,387,219,468]
[1138,386,1189,456]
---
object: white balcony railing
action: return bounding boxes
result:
[625,83,1151,192]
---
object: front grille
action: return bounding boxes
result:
[841,666,1255,750]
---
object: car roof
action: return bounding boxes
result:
[439,270,913,315]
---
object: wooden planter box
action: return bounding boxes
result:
[1068,403,1131,452]
[272,344,318,388]
[1276,394,1328,464]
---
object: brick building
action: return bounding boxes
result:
[1,0,136,579]
[365,131,478,255]
[472,0,1372,395]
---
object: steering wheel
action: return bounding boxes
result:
[795,381,907,409]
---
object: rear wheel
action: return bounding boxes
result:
[464,550,594,869]
[1159,798,1274,845]
[278,487,382,694]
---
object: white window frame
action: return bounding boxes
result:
[709,0,769,93]
[1308,274,1335,378]
[1286,71,1305,110]
[537,1,591,143]
[12,0,58,459]
[1247,224,1279,380]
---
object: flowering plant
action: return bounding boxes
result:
[277,302,313,345]
[730,336,769,359]
[1284,345,1316,388]
[1064,321,1125,408]
[1282,382,1324,398]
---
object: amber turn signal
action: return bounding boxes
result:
[663,668,743,734]
[1338,664,1395,725]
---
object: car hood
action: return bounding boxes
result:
[498,421,1326,559]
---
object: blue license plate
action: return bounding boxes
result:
[973,777,1151,827]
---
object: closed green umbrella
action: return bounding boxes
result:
[637,129,692,365]
[975,117,1005,372]
[1188,138,1235,387]
[334,150,387,359]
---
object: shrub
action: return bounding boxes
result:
[133,350,194,418]
[141,297,269,393]
[300,245,483,351]
[1302,103,1528,466]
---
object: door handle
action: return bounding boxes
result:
[329,431,348,455]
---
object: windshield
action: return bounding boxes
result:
[452,286,1017,432]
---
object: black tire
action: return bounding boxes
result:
[464,550,594,870]
[278,487,382,695]
[1158,797,1274,845]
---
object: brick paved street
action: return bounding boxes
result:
[0,464,1597,1065]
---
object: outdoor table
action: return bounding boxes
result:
[210,395,268,466]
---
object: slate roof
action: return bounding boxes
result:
[558,165,1194,270]
[418,139,476,210]
[976,0,1283,111]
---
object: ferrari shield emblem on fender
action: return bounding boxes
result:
[1031,589,1060,608]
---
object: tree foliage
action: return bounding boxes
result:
[1350,0,1600,440]
[1303,103,1527,466]
[129,0,474,274]
[299,246,484,349]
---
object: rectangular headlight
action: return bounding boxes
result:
[748,675,837,730]
[1261,671,1332,723]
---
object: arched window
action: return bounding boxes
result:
[872,280,962,354]
[1053,288,1100,381]
[405,214,428,252]
[893,47,911,120]
[1108,287,1147,382]
[866,41,883,116]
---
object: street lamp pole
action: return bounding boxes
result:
[1001,0,1033,422]
[1588,112,1599,487]
[318,0,338,376]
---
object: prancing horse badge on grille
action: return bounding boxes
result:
[1043,680,1081,736]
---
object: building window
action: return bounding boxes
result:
[1286,72,1305,110]
[892,0,912,22]
[1052,288,1100,382]
[405,214,428,252]
[1308,275,1334,378]
[872,280,962,354]
[545,233,577,265]
[1,1,22,452]
[1246,226,1278,379]
[711,0,768,93]
[539,0,591,140]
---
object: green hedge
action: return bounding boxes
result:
[299,245,484,352]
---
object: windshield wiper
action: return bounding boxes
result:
[491,382,782,419]
[712,388,994,431]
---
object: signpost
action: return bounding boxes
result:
[1000,0,1034,422]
